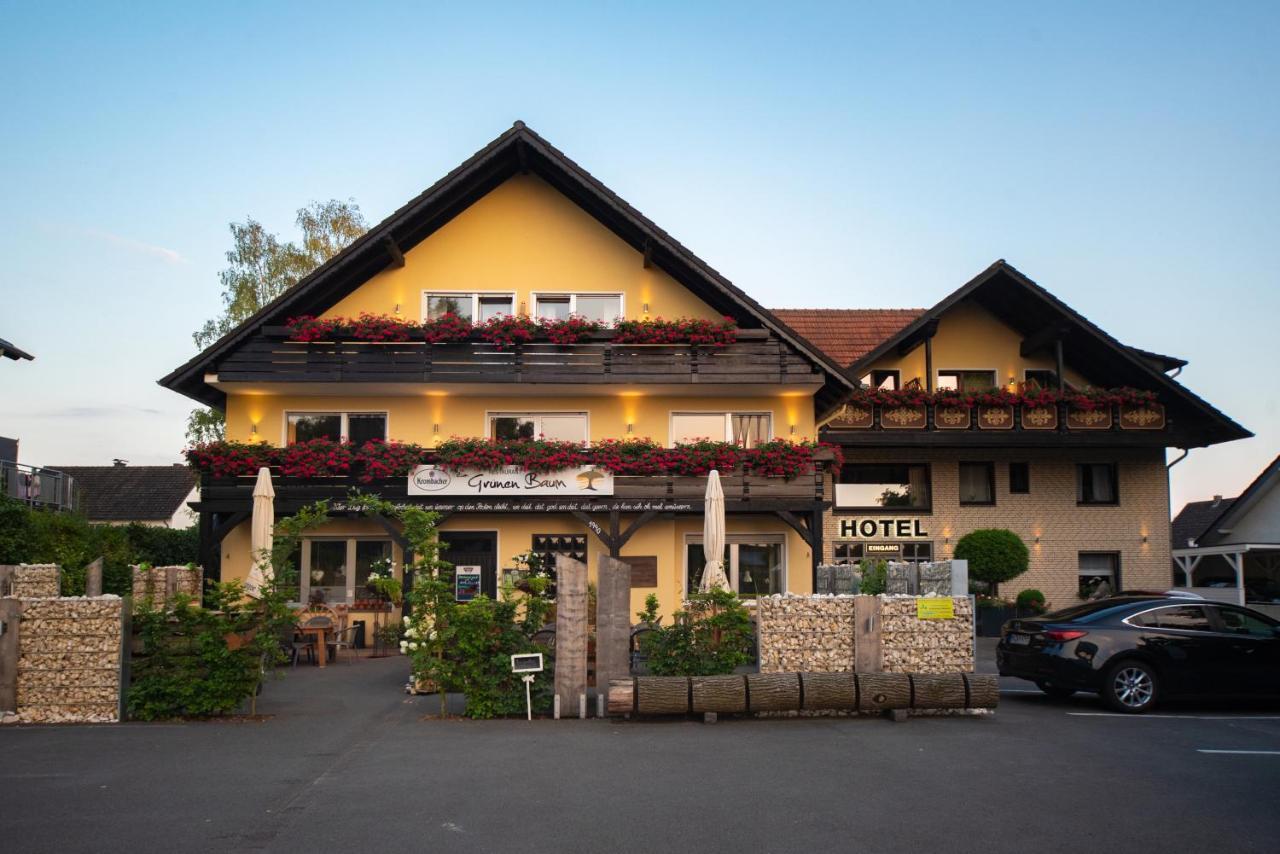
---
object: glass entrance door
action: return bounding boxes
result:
[686,537,785,596]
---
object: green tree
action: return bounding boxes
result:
[186,200,367,442]
[954,528,1030,598]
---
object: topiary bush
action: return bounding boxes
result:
[954,528,1029,597]
[1016,588,1047,615]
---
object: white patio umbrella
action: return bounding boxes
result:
[245,467,275,598]
[699,469,729,592]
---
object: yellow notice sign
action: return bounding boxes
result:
[916,598,955,620]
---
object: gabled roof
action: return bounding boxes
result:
[0,337,34,361]
[51,465,196,523]
[1195,454,1280,546]
[771,309,925,368]
[160,122,857,409]
[1171,496,1236,548]
[1128,346,1187,373]
[838,259,1250,447]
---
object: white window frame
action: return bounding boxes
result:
[668,411,773,447]
[421,290,516,322]
[682,533,788,596]
[486,411,590,445]
[859,369,901,390]
[531,291,625,324]
[298,537,395,606]
[936,368,1000,392]
[283,411,390,445]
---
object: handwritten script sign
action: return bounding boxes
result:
[408,465,613,497]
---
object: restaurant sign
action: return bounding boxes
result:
[408,465,614,497]
[916,598,955,620]
[839,518,929,539]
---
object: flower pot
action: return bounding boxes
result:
[1067,406,1113,430]
[879,403,927,429]
[934,406,971,429]
[1119,402,1165,430]
[829,402,873,428]
[1021,404,1058,430]
[977,405,1014,430]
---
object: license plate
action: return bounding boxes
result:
[1008,633,1031,646]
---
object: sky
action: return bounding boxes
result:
[1,1,1276,515]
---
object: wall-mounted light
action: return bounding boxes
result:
[1035,535,1041,544]
[789,424,796,436]
[250,424,258,436]
[519,301,528,316]
[626,422,635,434]
[642,302,650,315]
[1142,534,1148,544]
[432,423,440,434]
[394,303,402,316]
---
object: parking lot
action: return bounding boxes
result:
[3,650,1279,854]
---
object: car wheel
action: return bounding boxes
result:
[1035,680,1076,700]
[1102,660,1159,713]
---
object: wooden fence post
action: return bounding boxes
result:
[595,555,631,703]
[0,566,16,598]
[0,598,23,714]
[553,554,588,718]
[118,602,131,722]
[854,595,882,673]
[85,558,104,597]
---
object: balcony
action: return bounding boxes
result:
[1,461,77,512]
[211,328,822,388]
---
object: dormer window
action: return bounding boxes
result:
[937,370,996,392]
[424,292,515,322]
[534,293,622,324]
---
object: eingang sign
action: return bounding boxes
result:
[407,465,614,497]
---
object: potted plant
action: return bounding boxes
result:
[1015,588,1048,617]
[955,528,1030,637]
[974,389,1017,430]
[1019,388,1059,430]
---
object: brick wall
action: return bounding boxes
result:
[824,447,1171,610]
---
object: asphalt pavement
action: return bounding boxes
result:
[3,646,1279,854]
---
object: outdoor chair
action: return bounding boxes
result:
[630,624,655,673]
[326,623,360,664]
[278,625,315,667]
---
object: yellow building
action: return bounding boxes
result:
[163,124,1248,622]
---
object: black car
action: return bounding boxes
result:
[996,596,1280,713]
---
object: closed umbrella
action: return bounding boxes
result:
[699,469,729,592]
[246,467,275,598]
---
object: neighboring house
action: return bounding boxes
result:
[0,337,34,362]
[51,463,198,528]
[1171,455,1280,616]
[158,122,1247,619]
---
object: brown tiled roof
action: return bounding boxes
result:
[1171,497,1236,549]
[771,308,926,368]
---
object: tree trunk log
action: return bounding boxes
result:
[856,673,911,711]
[910,673,967,709]
[801,672,857,711]
[607,678,635,715]
[636,676,689,715]
[691,675,747,713]
[964,674,999,709]
[747,672,800,712]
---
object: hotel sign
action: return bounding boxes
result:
[408,465,614,497]
[839,518,929,540]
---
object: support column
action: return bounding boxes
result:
[1226,551,1246,606]
[553,554,589,717]
[596,555,632,695]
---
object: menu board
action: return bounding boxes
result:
[455,565,482,602]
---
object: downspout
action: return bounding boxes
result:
[1167,448,1189,469]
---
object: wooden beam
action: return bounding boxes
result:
[924,336,934,392]
[516,139,530,174]
[897,320,939,357]
[642,238,653,269]
[1055,338,1066,394]
[211,510,249,542]
[382,236,405,268]
[773,510,814,547]
[616,510,659,552]
[1020,321,1073,358]
[368,513,411,551]
[571,510,615,553]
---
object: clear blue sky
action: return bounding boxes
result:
[1,1,1276,514]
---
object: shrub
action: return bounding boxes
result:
[954,528,1029,597]
[638,589,754,676]
[859,559,887,594]
[1016,588,1047,614]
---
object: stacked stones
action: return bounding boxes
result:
[881,596,974,674]
[131,564,202,608]
[11,564,60,598]
[756,596,856,673]
[16,596,123,723]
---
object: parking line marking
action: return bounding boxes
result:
[1068,712,1280,720]
[1197,749,1280,755]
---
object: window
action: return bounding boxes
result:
[424,292,515,322]
[1077,463,1118,505]
[835,463,930,510]
[937,370,997,392]
[301,538,395,605]
[531,534,588,566]
[286,412,387,444]
[488,412,588,444]
[533,293,623,324]
[1009,462,1030,494]
[1133,605,1212,632]
[858,370,900,391]
[959,462,995,505]
[1078,552,1119,598]
[670,412,772,448]
[1215,607,1278,637]
[835,542,933,565]
[1025,369,1065,391]
[685,535,785,597]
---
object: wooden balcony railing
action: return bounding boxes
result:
[826,400,1166,433]
[213,328,822,386]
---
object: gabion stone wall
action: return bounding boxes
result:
[12,564,60,598]
[131,564,202,606]
[881,596,974,674]
[16,596,123,723]
[756,596,856,673]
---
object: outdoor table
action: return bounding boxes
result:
[298,618,334,667]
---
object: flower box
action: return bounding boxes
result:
[1066,406,1113,430]
[1119,402,1165,430]
[1020,404,1059,430]
[977,405,1014,430]
[879,404,927,429]
[828,403,873,429]
[933,406,971,429]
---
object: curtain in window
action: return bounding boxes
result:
[959,464,992,504]
[731,414,769,448]
[907,465,929,508]
[1087,464,1115,502]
